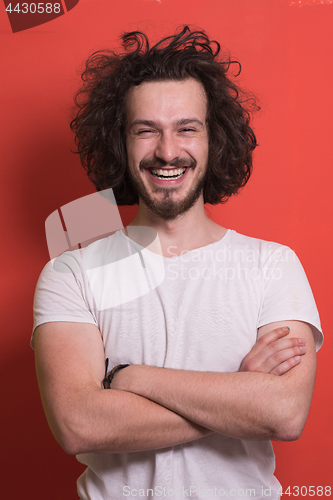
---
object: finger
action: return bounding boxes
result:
[270,355,302,376]
[261,344,307,373]
[254,337,306,366]
[240,331,304,369]
[250,327,291,357]
[240,339,306,372]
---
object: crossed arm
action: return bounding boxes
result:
[34,320,316,455]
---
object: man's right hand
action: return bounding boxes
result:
[239,327,306,375]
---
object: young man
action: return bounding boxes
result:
[33,26,322,500]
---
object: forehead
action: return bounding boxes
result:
[125,78,207,124]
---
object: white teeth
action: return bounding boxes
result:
[150,168,186,178]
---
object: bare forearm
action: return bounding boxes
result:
[35,323,212,456]
[112,324,316,442]
[112,365,314,441]
[35,322,315,455]
[58,386,213,455]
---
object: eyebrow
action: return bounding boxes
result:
[130,118,205,129]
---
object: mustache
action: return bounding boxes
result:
[140,157,196,170]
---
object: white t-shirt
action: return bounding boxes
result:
[32,229,323,500]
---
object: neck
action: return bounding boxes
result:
[127,198,227,257]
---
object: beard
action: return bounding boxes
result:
[128,157,207,221]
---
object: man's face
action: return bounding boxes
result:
[125,78,209,220]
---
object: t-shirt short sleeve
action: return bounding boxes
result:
[257,244,323,351]
[31,253,98,349]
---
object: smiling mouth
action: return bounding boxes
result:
[150,167,187,180]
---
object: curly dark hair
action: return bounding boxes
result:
[70,25,259,205]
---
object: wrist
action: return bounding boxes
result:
[122,365,156,399]
[103,359,130,389]
[108,364,144,394]
[133,365,154,399]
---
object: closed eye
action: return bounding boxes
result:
[137,129,160,137]
[179,128,196,134]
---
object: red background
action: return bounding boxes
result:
[0,0,332,498]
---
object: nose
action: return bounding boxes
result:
[154,131,181,163]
